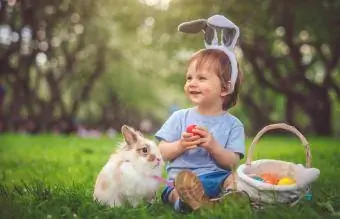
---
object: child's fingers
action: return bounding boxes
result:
[192,127,207,137]
[199,138,208,146]
[182,132,200,141]
[187,135,201,141]
[183,139,201,147]
[182,132,193,138]
[195,125,207,131]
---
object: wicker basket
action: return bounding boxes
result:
[236,123,318,206]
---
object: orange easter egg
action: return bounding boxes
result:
[261,173,279,185]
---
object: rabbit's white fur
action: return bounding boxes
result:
[93,125,164,208]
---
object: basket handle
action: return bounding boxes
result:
[245,123,312,168]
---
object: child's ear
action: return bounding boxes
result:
[121,125,138,145]
[221,82,232,97]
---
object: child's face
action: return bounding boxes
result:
[184,60,228,109]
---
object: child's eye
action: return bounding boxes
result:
[186,76,192,81]
[142,147,148,153]
[199,77,206,80]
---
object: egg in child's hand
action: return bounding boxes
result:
[186,124,199,136]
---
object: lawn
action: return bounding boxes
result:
[0,133,339,219]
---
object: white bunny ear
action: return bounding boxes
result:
[205,15,240,94]
[121,125,138,145]
[206,14,240,48]
[222,28,238,48]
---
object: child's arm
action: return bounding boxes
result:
[207,145,240,169]
[159,132,201,161]
[158,140,184,162]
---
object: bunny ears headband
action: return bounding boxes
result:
[178,15,240,94]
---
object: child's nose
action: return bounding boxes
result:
[188,80,197,87]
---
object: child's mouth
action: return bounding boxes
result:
[190,91,201,95]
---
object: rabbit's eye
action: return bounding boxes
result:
[142,147,148,153]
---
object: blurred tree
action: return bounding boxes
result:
[0,0,174,133]
[235,0,340,135]
[0,0,109,131]
[1,0,339,136]
[85,0,172,130]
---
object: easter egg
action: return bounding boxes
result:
[261,173,279,185]
[252,176,264,182]
[277,177,296,185]
[186,124,199,136]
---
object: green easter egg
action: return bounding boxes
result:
[252,176,264,182]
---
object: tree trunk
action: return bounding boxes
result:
[285,97,294,124]
[301,88,332,135]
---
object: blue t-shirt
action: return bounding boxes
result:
[154,107,245,180]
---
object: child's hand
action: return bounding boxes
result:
[178,132,201,150]
[192,126,218,151]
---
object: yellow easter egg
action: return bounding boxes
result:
[277,177,296,185]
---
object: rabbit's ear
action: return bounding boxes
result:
[178,19,207,34]
[121,125,138,145]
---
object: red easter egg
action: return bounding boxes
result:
[186,124,199,136]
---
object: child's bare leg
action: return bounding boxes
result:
[168,189,179,204]
[221,173,250,202]
[222,174,236,190]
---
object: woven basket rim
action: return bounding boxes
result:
[237,162,304,192]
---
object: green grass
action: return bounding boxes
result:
[0,134,339,219]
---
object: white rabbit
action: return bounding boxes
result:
[93,125,164,208]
